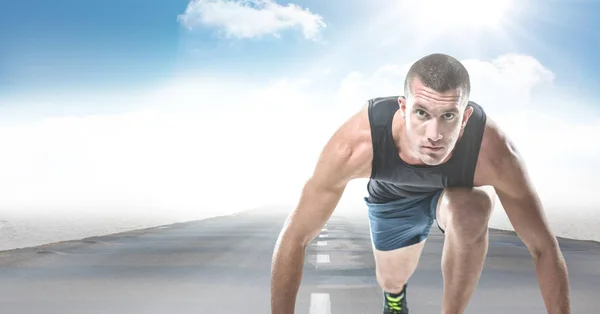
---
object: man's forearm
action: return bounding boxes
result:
[533,247,570,314]
[271,237,307,314]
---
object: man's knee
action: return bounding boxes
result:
[377,262,411,293]
[378,275,407,294]
[438,187,495,238]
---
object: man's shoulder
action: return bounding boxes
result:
[322,95,403,180]
[322,101,377,180]
[368,95,403,107]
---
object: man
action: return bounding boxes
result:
[270,53,570,314]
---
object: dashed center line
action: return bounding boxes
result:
[312,225,333,312]
[317,254,330,264]
[310,293,331,314]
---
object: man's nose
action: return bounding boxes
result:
[426,120,443,142]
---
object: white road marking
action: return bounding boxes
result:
[317,254,330,264]
[312,225,331,313]
[310,293,331,314]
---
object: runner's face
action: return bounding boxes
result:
[400,78,472,165]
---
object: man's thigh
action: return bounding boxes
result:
[364,192,443,283]
[364,192,442,252]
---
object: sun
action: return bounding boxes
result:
[408,0,514,30]
[367,0,526,56]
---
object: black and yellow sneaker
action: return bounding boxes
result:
[383,284,408,314]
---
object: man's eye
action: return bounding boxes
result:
[416,109,427,117]
[443,113,455,120]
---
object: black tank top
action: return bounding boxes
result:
[366,96,487,203]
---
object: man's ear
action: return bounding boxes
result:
[461,105,474,128]
[398,96,407,118]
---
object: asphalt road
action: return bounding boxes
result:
[0,206,598,313]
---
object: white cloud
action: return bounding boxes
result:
[8,54,593,216]
[461,54,556,112]
[2,53,599,250]
[177,0,326,40]
[0,74,343,250]
[0,74,343,215]
[334,54,557,112]
[335,63,411,108]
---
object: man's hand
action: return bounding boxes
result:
[486,126,571,314]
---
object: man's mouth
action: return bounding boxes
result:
[422,145,443,151]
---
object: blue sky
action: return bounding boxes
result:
[1,0,600,243]
[1,0,189,94]
[2,0,599,99]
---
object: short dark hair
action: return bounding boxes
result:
[404,53,470,104]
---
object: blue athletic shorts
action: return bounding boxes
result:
[364,190,445,251]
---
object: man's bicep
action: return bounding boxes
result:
[491,139,557,256]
